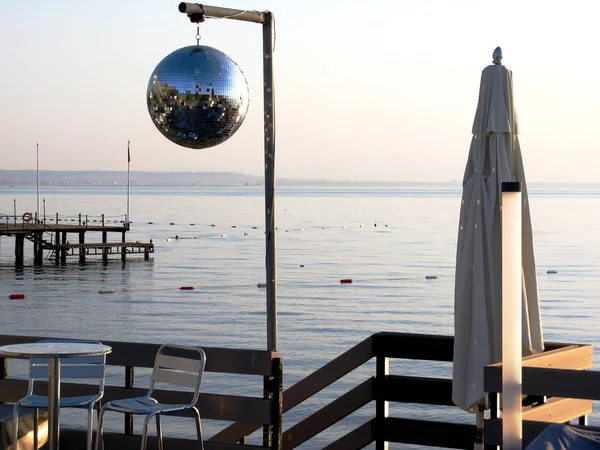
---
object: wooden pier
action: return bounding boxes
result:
[0,218,153,266]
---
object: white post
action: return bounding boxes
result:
[502,181,522,450]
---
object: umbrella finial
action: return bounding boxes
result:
[493,47,503,65]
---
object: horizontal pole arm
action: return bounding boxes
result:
[178,2,265,24]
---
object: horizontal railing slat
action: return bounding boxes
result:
[377,375,454,405]
[0,379,271,423]
[522,397,592,423]
[521,344,593,370]
[485,366,600,400]
[373,332,455,361]
[382,417,476,449]
[0,335,275,376]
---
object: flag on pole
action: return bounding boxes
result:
[127,140,131,163]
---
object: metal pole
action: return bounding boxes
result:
[47,357,61,450]
[178,3,276,351]
[262,12,277,352]
[127,140,131,224]
[178,3,265,23]
[36,142,40,222]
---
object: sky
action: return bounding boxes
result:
[1,1,598,183]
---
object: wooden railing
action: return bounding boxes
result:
[0,332,595,449]
[216,333,594,449]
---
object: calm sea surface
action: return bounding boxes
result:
[2,183,600,448]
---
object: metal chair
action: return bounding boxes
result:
[12,338,106,450]
[95,344,206,450]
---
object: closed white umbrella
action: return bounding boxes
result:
[452,47,544,414]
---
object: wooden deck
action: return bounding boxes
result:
[53,241,154,257]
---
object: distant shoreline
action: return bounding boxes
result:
[0,170,598,189]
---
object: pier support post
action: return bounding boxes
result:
[54,231,60,265]
[121,230,126,263]
[102,231,108,265]
[33,232,44,266]
[79,231,86,265]
[61,231,67,264]
[15,234,25,267]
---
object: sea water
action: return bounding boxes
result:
[2,183,600,448]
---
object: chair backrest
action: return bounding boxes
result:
[28,338,106,397]
[146,344,206,409]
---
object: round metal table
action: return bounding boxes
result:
[0,342,112,450]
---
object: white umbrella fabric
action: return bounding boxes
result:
[452,48,544,413]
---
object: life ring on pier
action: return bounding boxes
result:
[22,212,33,222]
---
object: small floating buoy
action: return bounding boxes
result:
[211,224,216,227]
[244,232,248,235]
[98,289,115,294]
[180,286,194,290]
[252,226,258,229]
[170,223,175,225]
[231,225,236,228]
[9,293,26,300]
[257,283,267,288]
[148,221,153,224]
[425,275,438,280]
[547,270,557,274]
[190,223,195,226]
[220,234,226,237]
[340,279,353,284]
[300,264,304,267]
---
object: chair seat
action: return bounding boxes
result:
[105,396,192,415]
[19,394,103,409]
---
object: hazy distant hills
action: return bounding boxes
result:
[2,170,597,189]
[0,170,264,187]
[0,170,374,187]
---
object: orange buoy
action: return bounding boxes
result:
[180,286,194,290]
[9,293,26,300]
[340,279,353,284]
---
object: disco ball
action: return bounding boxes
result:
[147,45,250,149]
